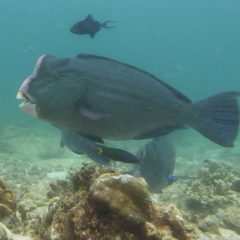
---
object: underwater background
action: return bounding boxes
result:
[0,0,240,239]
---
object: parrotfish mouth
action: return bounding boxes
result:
[16,89,37,118]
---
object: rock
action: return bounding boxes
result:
[184,160,239,216]
[89,173,152,224]
[47,172,68,181]
[231,179,240,193]
[40,165,198,240]
[69,163,112,191]
[0,179,16,219]
[199,228,240,240]
[198,215,221,234]
[218,228,240,240]
[221,206,240,234]
[0,222,32,240]
[47,180,70,199]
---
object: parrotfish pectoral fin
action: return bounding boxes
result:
[80,106,111,120]
[190,91,240,147]
[99,146,140,164]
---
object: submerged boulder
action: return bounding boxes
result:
[0,222,32,240]
[40,165,197,240]
[89,173,152,224]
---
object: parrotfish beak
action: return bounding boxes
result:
[16,77,38,118]
[70,24,79,34]
[16,90,37,117]
[16,54,48,118]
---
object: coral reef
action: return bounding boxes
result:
[39,165,197,240]
[184,160,240,215]
[181,160,240,238]
[0,178,16,219]
[0,222,32,240]
[0,135,239,240]
[156,160,240,238]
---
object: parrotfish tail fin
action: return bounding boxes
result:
[191,91,240,147]
[101,20,115,29]
[99,145,140,164]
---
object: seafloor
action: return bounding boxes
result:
[0,124,240,240]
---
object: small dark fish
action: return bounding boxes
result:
[17,54,240,150]
[70,14,114,38]
[60,129,139,164]
[137,137,176,191]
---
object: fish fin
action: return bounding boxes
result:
[90,32,96,38]
[88,151,111,165]
[190,91,240,147]
[99,146,139,164]
[101,20,115,29]
[134,125,185,139]
[80,106,110,120]
[75,54,191,103]
[60,130,86,154]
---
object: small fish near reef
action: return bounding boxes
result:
[70,14,114,38]
[60,129,139,164]
[17,54,240,163]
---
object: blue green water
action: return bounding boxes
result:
[0,2,240,237]
[1,0,240,126]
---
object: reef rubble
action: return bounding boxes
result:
[0,159,240,240]
[0,178,16,219]
[40,165,198,240]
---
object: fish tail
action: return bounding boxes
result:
[190,91,240,147]
[101,21,115,29]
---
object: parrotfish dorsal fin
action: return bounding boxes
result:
[86,14,93,21]
[76,54,192,104]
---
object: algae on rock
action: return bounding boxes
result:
[40,165,197,240]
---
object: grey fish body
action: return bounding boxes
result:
[137,137,176,191]
[17,54,240,147]
[25,54,189,139]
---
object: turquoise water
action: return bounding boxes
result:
[2,0,240,125]
[0,1,240,238]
